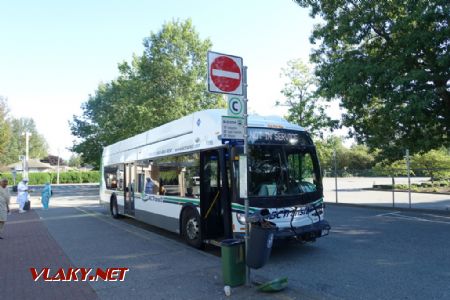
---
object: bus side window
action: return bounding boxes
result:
[104,165,119,190]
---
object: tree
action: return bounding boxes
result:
[411,148,450,180]
[68,154,82,168]
[0,96,11,163]
[316,136,377,176]
[344,144,376,172]
[374,148,450,178]
[295,0,450,160]
[277,59,338,138]
[41,155,67,166]
[4,118,49,164]
[315,135,347,173]
[71,19,225,167]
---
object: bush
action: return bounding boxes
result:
[395,184,407,189]
[0,171,100,185]
[0,173,17,184]
[29,173,51,185]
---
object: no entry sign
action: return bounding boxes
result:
[208,51,243,95]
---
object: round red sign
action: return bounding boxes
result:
[210,56,242,92]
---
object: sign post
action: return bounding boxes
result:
[242,66,250,286]
[208,51,250,285]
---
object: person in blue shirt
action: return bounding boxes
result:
[145,176,159,195]
[41,182,52,209]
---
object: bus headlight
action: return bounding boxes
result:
[236,213,246,225]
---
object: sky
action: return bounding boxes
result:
[0,0,343,159]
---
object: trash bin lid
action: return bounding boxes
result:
[257,277,288,292]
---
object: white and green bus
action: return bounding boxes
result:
[100,109,330,248]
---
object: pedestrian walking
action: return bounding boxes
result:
[17,178,29,213]
[41,182,52,209]
[0,178,11,239]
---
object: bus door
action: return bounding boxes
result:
[124,163,135,216]
[200,149,232,240]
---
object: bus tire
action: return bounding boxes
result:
[182,208,203,249]
[110,195,120,219]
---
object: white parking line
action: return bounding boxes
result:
[376,211,450,225]
[374,211,400,217]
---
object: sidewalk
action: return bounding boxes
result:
[0,210,98,300]
[0,203,310,300]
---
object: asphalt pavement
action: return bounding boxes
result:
[1,195,318,300]
[253,205,450,300]
[2,182,450,299]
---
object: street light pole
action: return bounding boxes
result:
[22,131,32,178]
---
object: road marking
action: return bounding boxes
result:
[376,211,450,225]
[374,211,400,217]
[424,213,450,220]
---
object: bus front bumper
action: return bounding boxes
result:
[275,220,331,241]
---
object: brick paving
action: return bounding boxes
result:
[0,209,98,300]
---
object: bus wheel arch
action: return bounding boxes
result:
[180,205,203,249]
[110,193,120,219]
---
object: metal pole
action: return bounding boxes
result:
[57,149,60,185]
[242,66,250,286]
[22,131,32,179]
[406,149,411,208]
[392,176,395,208]
[334,149,338,203]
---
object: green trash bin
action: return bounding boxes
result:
[221,239,245,287]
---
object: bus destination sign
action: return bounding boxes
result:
[248,128,310,145]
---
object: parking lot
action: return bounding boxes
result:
[2,182,450,299]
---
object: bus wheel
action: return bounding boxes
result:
[182,208,203,249]
[110,195,120,219]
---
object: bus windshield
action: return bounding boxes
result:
[248,145,320,197]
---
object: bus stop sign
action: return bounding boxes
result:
[208,51,243,95]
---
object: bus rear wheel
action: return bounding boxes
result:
[110,195,120,219]
[182,208,203,249]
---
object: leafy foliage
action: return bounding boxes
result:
[0,98,48,166]
[277,59,338,138]
[295,0,450,160]
[0,171,100,185]
[0,96,11,160]
[315,136,376,175]
[411,148,450,179]
[374,148,450,179]
[68,154,82,168]
[3,118,49,164]
[70,19,225,167]
[41,155,67,166]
